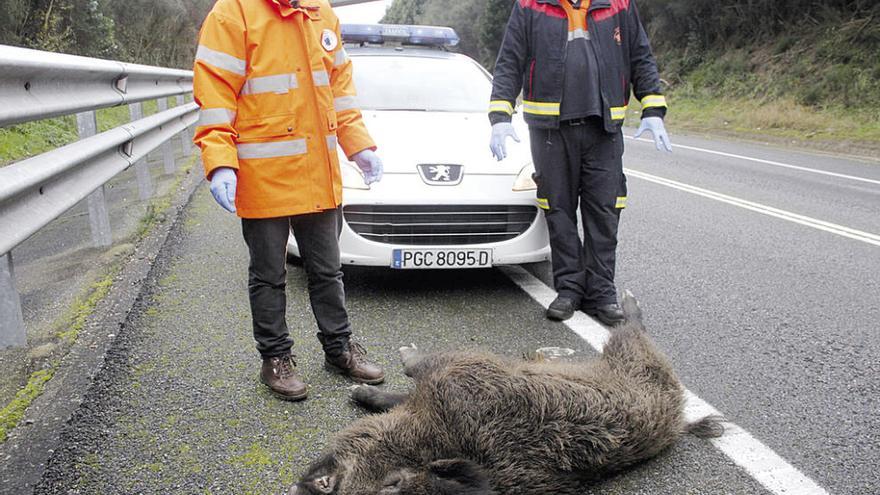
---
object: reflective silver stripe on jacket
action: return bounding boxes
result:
[240,73,298,96]
[334,95,358,112]
[195,45,246,76]
[334,49,349,67]
[568,29,589,41]
[198,108,236,127]
[326,135,338,151]
[236,139,308,160]
[312,70,330,87]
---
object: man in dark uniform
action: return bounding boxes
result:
[489,0,672,324]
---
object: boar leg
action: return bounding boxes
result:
[400,345,459,380]
[351,385,410,412]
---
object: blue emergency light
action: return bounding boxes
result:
[341,24,460,47]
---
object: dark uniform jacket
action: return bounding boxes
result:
[489,0,667,133]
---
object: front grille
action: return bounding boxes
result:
[344,205,538,246]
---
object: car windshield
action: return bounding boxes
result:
[351,54,492,113]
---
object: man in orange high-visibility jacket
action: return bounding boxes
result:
[193,0,384,401]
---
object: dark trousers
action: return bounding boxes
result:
[241,208,351,358]
[529,117,626,307]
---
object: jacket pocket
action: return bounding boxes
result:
[235,113,297,142]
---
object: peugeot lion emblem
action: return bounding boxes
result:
[417,164,464,186]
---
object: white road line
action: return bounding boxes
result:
[499,265,831,495]
[625,168,880,247]
[626,136,880,186]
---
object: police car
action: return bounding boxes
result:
[288,24,550,269]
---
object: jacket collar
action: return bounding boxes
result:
[268,0,321,19]
[536,0,612,10]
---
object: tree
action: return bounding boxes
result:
[382,0,511,71]
[382,0,429,24]
[479,0,514,70]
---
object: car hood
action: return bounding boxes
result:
[352,110,532,175]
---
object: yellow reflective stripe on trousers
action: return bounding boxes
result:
[640,94,667,109]
[489,100,514,115]
[237,139,308,160]
[195,45,246,76]
[610,106,627,120]
[536,198,550,210]
[240,73,298,96]
[615,196,627,209]
[198,108,236,127]
[523,100,561,116]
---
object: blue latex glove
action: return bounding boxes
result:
[352,149,384,185]
[634,116,673,152]
[209,167,237,213]
[490,122,521,161]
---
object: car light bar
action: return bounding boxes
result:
[341,24,460,47]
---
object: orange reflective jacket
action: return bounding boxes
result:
[193,0,375,219]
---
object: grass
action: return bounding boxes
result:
[641,14,880,154]
[0,368,55,442]
[1,97,178,167]
[626,94,880,150]
[56,271,118,343]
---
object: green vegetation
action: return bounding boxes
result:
[0,0,213,68]
[57,271,117,342]
[231,443,273,468]
[1,98,172,167]
[0,117,79,166]
[0,368,54,442]
[383,0,512,70]
[638,0,880,146]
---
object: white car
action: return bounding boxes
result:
[288,24,549,269]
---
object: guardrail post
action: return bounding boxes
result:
[156,98,176,173]
[176,95,194,157]
[129,102,154,200]
[76,111,113,248]
[0,253,26,349]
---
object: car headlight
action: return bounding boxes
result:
[341,159,370,190]
[512,163,537,191]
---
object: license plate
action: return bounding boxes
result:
[392,249,492,269]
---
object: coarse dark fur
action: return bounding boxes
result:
[290,292,723,495]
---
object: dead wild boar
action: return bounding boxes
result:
[290,292,722,495]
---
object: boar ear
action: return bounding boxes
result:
[428,458,492,495]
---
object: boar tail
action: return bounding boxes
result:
[685,415,726,438]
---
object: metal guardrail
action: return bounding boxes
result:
[0,45,193,128]
[0,45,198,348]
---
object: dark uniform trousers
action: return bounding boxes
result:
[530,117,626,308]
[241,208,351,358]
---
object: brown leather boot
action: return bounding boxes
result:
[260,354,308,401]
[324,342,385,385]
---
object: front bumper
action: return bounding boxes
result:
[287,173,550,267]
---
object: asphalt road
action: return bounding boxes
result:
[28,131,880,495]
